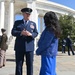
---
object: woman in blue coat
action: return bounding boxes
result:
[36,11,61,75]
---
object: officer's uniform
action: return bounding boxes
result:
[0,29,8,68]
[11,8,38,75]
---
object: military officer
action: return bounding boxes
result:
[0,28,8,68]
[11,7,38,75]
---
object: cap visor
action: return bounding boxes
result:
[25,12,31,14]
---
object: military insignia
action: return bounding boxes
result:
[30,23,34,29]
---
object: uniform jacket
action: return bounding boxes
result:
[36,28,58,57]
[11,19,38,52]
[0,34,8,50]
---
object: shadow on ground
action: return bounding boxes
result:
[6,59,15,62]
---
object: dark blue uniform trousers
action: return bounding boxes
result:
[15,50,33,75]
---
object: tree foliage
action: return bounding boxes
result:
[58,15,75,51]
[59,15,75,40]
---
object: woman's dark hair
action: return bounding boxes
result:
[44,11,61,38]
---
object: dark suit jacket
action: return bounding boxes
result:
[66,38,72,46]
[0,34,8,50]
[11,19,38,52]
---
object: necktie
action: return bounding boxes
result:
[24,21,27,29]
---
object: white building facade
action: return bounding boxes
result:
[0,0,75,49]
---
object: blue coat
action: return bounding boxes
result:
[11,19,38,52]
[36,28,58,57]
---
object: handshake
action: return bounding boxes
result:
[21,29,32,36]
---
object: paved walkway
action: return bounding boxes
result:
[0,50,75,75]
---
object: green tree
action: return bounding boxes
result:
[59,15,75,40]
[58,15,75,51]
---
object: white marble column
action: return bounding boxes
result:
[7,1,14,37]
[0,1,5,34]
[27,1,38,30]
[0,2,1,35]
[40,16,43,33]
[4,1,9,35]
[27,2,39,52]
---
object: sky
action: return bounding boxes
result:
[49,0,75,10]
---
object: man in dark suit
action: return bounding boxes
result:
[62,39,66,53]
[66,36,74,55]
[11,8,38,75]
